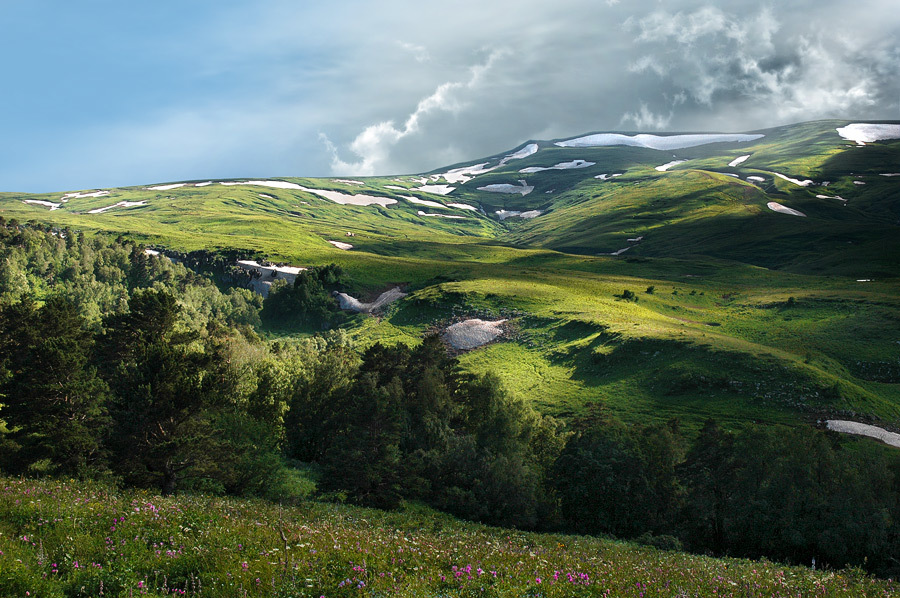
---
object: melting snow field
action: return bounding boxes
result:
[499,143,539,165]
[772,173,813,187]
[836,123,900,145]
[332,179,365,185]
[767,202,806,217]
[417,210,465,219]
[439,163,496,184]
[195,181,213,187]
[62,190,110,201]
[23,200,62,210]
[880,173,900,177]
[447,203,477,211]
[608,247,631,256]
[656,160,687,172]
[826,420,900,449]
[236,259,305,276]
[416,184,456,195]
[853,181,866,185]
[384,185,408,190]
[236,260,306,297]
[477,180,534,196]
[595,173,624,180]
[259,194,275,199]
[519,159,595,173]
[496,209,541,220]
[555,132,764,150]
[217,180,398,205]
[147,183,186,191]
[87,201,147,214]
[816,194,847,202]
[728,155,751,167]
[747,176,766,182]
[443,319,506,350]
[403,196,445,208]
[335,287,406,313]
[328,240,354,250]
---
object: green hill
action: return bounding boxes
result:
[2,119,899,432]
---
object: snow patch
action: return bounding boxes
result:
[403,196,445,208]
[477,180,534,196]
[729,155,751,167]
[594,173,624,180]
[61,190,110,201]
[519,159,595,173]
[766,202,806,217]
[328,241,354,250]
[816,194,847,202]
[335,287,406,313]
[23,200,62,210]
[384,185,408,190]
[258,194,275,199]
[853,181,866,185]
[627,236,644,242]
[443,319,506,350]
[496,209,541,220]
[87,201,147,214]
[147,183,186,191]
[747,176,766,182]
[836,123,900,145]
[656,160,686,172]
[144,249,160,256]
[499,143,539,165]
[299,185,397,207]
[555,132,764,150]
[195,181,213,187]
[880,173,900,177]
[772,172,814,187]
[722,173,739,178]
[447,203,478,211]
[439,162,496,184]
[416,184,456,195]
[236,260,307,297]
[826,420,900,449]
[332,179,365,185]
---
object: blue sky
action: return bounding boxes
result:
[2,0,898,192]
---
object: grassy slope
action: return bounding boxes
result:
[2,120,899,430]
[1,477,895,597]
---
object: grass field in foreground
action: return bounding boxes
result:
[1,477,896,597]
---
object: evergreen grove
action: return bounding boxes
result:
[2,221,900,577]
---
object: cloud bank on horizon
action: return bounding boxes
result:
[1,0,898,191]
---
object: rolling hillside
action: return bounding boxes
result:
[2,119,899,433]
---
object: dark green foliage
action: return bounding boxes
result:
[645,285,655,294]
[261,264,348,330]
[621,289,637,301]
[0,296,110,477]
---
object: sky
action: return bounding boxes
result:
[2,0,898,192]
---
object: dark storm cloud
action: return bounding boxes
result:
[1,0,897,190]
[321,0,900,175]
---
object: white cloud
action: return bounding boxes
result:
[620,102,672,130]
[323,50,508,175]
[397,41,430,63]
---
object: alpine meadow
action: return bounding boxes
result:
[2,1,900,596]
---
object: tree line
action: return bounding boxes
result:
[1,221,899,577]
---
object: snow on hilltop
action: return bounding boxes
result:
[836,123,900,145]
[555,132,764,150]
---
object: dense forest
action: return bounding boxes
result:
[1,220,899,577]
